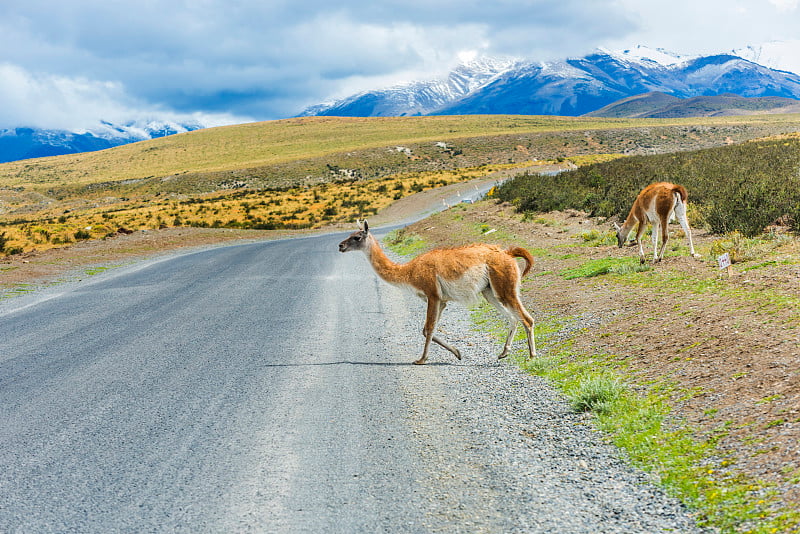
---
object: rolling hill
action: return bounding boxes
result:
[5,114,800,194]
[4,113,800,255]
[586,92,800,118]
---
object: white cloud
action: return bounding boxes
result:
[0,0,798,127]
[769,0,798,11]
[0,62,244,132]
[610,0,800,56]
[0,1,638,125]
[0,63,130,130]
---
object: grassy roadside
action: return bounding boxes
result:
[507,315,798,534]
[388,201,800,534]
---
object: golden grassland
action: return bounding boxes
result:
[0,162,535,254]
[4,114,800,189]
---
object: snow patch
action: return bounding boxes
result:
[602,45,694,68]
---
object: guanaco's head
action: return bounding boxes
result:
[613,221,625,248]
[613,222,637,248]
[338,219,371,253]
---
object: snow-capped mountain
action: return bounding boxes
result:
[299,57,517,117]
[302,46,800,118]
[0,119,206,164]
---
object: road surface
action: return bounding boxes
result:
[0,227,703,533]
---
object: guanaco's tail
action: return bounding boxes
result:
[506,246,534,277]
[671,184,688,203]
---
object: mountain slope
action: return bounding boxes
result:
[585,92,682,118]
[299,57,515,117]
[733,40,800,77]
[586,92,800,118]
[0,120,208,164]
[438,53,800,116]
[302,47,800,118]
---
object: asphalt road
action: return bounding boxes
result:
[0,222,703,533]
[0,231,440,532]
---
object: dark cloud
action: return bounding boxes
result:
[0,1,656,127]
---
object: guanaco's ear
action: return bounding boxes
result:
[356,219,364,231]
[613,222,621,231]
[363,220,370,233]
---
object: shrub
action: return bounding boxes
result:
[578,229,617,247]
[496,137,800,237]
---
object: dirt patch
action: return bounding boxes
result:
[403,200,800,511]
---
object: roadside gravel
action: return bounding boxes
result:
[380,247,706,533]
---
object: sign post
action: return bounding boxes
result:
[717,252,733,278]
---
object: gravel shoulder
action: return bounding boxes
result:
[375,234,706,533]
[395,307,706,533]
[401,199,800,529]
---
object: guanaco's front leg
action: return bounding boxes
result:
[414,298,440,365]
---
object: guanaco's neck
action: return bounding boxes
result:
[364,236,407,285]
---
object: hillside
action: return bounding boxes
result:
[587,92,800,118]
[495,133,800,235]
[5,114,800,193]
[3,113,800,256]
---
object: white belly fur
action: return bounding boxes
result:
[437,264,489,305]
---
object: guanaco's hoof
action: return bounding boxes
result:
[413,358,426,365]
[454,350,462,360]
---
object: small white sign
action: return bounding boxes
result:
[717,252,731,270]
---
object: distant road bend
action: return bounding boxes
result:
[0,224,703,532]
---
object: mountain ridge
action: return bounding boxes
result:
[4,44,800,164]
[0,119,211,164]
[301,46,800,118]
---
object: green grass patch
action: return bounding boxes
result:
[383,229,428,257]
[560,257,652,279]
[84,266,114,276]
[470,305,800,533]
[577,228,617,247]
[568,374,627,415]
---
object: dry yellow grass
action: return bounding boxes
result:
[0,162,534,254]
[4,114,799,189]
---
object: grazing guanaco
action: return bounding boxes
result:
[338,220,536,365]
[614,182,700,263]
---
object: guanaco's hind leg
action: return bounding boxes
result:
[482,287,536,360]
[673,195,700,258]
[653,214,671,262]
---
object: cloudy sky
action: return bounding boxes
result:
[1,0,798,131]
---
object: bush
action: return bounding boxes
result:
[74,229,91,240]
[496,137,800,236]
